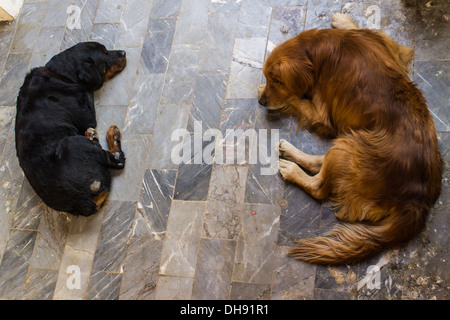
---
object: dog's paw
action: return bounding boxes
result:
[331,13,358,29]
[276,139,293,158]
[279,159,300,182]
[257,84,266,97]
[106,125,121,152]
[85,127,99,142]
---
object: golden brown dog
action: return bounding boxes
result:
[258,14,443,265]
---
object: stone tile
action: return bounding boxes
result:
[314,288,354,300]
[115,0,152,48]
[139,18,176,74]
[10,23,40,53]
[314,264,358,295]
[65,208,105,253]
[192,238,237,300]
[94,105,127,147]
[413,61,449,132]
[30,207,69,270]
[227,38,267,99]
[154,276,193,300]
[269,0,307,5]
[95,105,150,202]
[109,134,152,201]
[0,230,37,299]
[17,2,47,25]
[237,0,272,38]
[61,0,100,50]
[172,0,209,45]
[244,130,287,205]
[94,0,125,24]
[123,74,165,135]
[160,45,201,105]
[0,198,16,259]
[357,249,404,300]
[218,99,258,165]
[90,23,119,49]
[210,0,242,12]
[91,201,136,272]
[43,0,73,28]
[173,138,213,201]
[134,169,176,239]
[278,183,322,246]
[147,105,189,169]
[202,165,248,239]
[150,0,181,18]
[272,246,315,299]
[53,244,94,300]
[0,27,15,74]
[23,268,58,300]
[101,47,140,106]
[268,6,306,52]
[230,282,272,300]
[159,201,206,277]
[341,0,415,31]
[13,179,43,231]
[305,0,342,30]
[188,70,228,132]
[86,271,122,300]
[415,1,450,61]
[29,27,65,68]
[0,107,14,157]
[120,238,163,300]
[233,203,280,284]
[198,11,240,71]
[0,135,24,198]
[0,52,31,106]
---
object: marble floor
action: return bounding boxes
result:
[0,0,448,300]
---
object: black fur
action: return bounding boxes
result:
[15,42,127,216]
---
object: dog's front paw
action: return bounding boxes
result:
[276,139,293,158]
[106,125,121,152]
[279,159,300,182]
[257,84,266,97]
[85,127,99,142]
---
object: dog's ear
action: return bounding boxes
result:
[77,58,103,90]
[279,57,313,96]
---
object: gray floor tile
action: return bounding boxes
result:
[0,0,448,302]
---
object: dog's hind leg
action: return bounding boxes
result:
[277,139,324,175]
[331,13,359,29]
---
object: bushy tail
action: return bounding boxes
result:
[288,208,426,265]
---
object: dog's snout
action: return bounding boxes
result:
[258,97,267,107]
[118,50,126,58]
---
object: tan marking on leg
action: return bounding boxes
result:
[93,191,108,209]
[106,125,121,153]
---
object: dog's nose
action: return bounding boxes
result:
[258,97,267,107]
[118,50,126,58]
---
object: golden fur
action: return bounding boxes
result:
[258,14,443,265]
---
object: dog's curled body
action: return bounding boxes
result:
[259,26,443,264]
[15,42,127,216]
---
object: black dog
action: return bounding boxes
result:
[15,42,127,216]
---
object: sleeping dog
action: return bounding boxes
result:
[15,42,127,216]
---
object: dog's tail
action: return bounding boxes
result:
[288,207,426,265]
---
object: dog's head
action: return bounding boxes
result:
[45,42,127,90]
[258,36,313,113]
